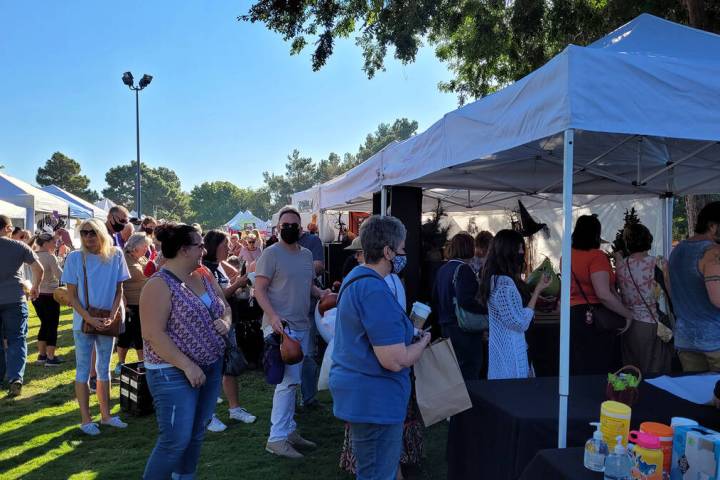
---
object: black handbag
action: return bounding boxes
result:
[222,334,248,376]
[572,270,626,332]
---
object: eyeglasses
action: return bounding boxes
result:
[187,242,205,249]
[80,229,97,238]
[280,223,299,229]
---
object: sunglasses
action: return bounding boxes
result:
[280,223,300,229]
[80,229,97,237]
[113,215,129,224]
[248,241,256,244]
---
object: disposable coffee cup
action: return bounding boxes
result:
[410,302,431,328]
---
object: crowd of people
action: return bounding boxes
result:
[1,199,719,479]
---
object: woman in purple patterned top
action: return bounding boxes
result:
[140,223,232,480]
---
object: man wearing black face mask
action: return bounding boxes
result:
[105,206,130,248]
[254,206,330,459]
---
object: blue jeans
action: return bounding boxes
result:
[143,358,223,480]
[73,330,115,382]
[350,422,403,480]
[300,319,319,405]
[0,302,29,384]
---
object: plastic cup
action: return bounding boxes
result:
[410,302,431,328]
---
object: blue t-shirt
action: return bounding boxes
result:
[298,232,324,263]
[330,265,414,425]
[61,249,131,331]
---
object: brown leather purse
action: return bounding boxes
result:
[80,253,124,337]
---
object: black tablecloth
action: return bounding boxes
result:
[519,448,602,480]
[447,375,720,480]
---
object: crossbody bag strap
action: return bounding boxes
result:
[337,274,386,305]
[571,269,592,305]
[82,252,90,310]
[625,258,657,323]
[450,260,465,293]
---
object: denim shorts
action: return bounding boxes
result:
[73,330,115,382]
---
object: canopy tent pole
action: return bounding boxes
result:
[380,186,388,217]
[558,129,574,448]
[662,195,673,258]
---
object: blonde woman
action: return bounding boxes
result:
[61,218,131,435]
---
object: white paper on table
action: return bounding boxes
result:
[645,374,720,405]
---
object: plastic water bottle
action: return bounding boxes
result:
[584,422,609,472]
[604,435,632,480]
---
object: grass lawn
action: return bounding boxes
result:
[0,306,448,479]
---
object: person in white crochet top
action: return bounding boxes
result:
[478,230,551,380]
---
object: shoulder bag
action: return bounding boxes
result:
[81,253,125,337]
[571,269,625,332]
[451,261,488,332]
[625,258,673,343]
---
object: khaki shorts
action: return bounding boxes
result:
[678,350,720,373]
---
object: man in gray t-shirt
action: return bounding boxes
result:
[0,215,44,397]
[255,207,328,459]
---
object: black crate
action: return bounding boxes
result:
[120,362,154,416]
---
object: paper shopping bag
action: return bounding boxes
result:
[414,338,473,426]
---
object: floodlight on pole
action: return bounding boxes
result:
[121,71,153,217]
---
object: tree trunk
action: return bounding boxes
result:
[684,0,707,29]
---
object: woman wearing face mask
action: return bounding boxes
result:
[478,230,551,380]
[201,230,256,433]
[431,232,488,380]
[330,215,431,480]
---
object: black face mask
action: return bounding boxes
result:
[110,220,126,233]
[280,226,300,244]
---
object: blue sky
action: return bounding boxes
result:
[0,2,458,194]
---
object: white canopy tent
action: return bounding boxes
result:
[0,173,71,230]
[292,14,720,447]
[40,185,108,219]
[0,198,27,225]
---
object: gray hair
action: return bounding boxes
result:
[360,215,406,264]
[124,232,152,254]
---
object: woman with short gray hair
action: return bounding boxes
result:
[117,232,153,374]
[330,215,430,480]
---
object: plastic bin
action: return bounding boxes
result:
[119,361,154,416]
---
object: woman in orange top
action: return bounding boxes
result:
[569,215,633,375]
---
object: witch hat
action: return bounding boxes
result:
[517,200,550,238]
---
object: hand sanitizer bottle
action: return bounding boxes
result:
[604,435,632,480]
[585,422,610,472]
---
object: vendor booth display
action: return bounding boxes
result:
[293,14,720,467]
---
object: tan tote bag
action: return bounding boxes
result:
[414,338,473,426]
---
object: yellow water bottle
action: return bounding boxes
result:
[628,430,663,480]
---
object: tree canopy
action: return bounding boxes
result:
[242,1,720,104]
[36,152,99,202]
[260,118,418,214]
[189,181,262,230]
[102,162,190,221]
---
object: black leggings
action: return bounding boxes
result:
[32,294,60,346]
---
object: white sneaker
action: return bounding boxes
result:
[216,397,223,404]
[80,422,101,436]
[229,407,257,424]
[207,415,227,432]
[101,416,128,429]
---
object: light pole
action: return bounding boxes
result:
[122,71,153,217]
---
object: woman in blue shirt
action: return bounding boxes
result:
[330,215,431,480]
